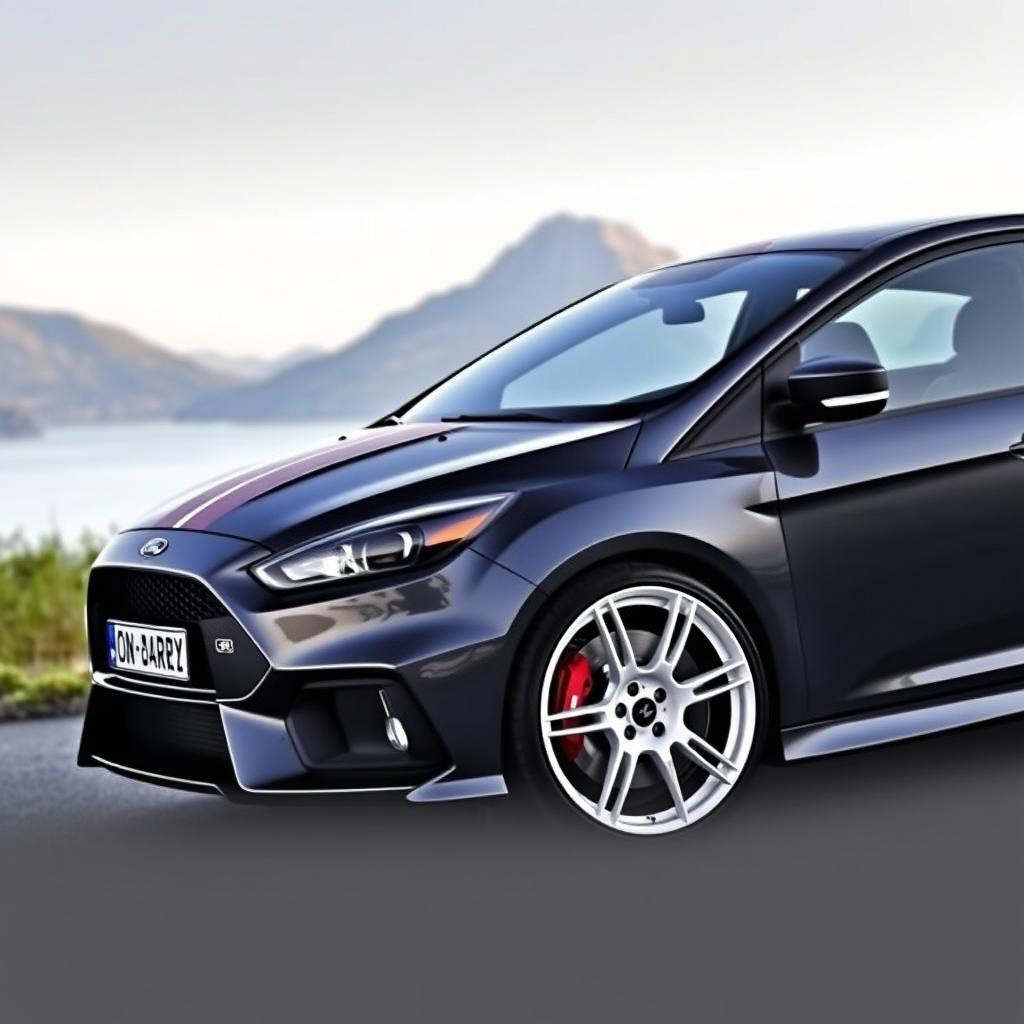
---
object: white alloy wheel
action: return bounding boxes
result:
[539,584,757,835]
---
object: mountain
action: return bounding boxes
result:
[0,308,234,425]
[0,403,40,439]
[187,345,326,382]
[182,214,677,423]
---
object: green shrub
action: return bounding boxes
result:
[0,530,102,670]
[0,663,27,696]
[21,668,89,702]
[0,533,103,715]
[2,689,37,711]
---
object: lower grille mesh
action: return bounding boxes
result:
[80,684,232,786]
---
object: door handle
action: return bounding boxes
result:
[1010,440,1024,459]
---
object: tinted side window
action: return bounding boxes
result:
[800,243,1024,411]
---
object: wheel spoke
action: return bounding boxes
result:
[652,591,683,664]
[595,740,625,817]
[678,658,745,693]
[665,597,697,670]
[655,752,689,824]
[686,671,751,704]
[545,719,611,739]
[677,737,733,785]
[609,751,637,824]
[544,701,613,724]
[605,598,636,668]
[593,603,625,673]
[689,732,739,772]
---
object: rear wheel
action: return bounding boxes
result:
[508,563,766,835]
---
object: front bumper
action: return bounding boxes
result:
[78,528,536,801]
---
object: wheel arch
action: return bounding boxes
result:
[500,532,793,758]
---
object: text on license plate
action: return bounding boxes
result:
[107,620,189,681]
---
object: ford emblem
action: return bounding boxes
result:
[140,537,169,557]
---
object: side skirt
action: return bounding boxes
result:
[782,685,1024,761]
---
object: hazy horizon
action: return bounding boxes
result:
[1,0,1021,358]
[0,210,667,362]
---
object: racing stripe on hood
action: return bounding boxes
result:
[156,423,456,530]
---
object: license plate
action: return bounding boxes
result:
[107,620,189,681]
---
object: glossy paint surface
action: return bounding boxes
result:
[79,214,1024,796]
[768,390,1024,718]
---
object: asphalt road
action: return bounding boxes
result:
[2,714,1022,1023]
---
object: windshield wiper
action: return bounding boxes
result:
[440,411,562,423]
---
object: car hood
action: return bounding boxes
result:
[133,419,641,549]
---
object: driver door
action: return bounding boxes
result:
[765,241,1024,720]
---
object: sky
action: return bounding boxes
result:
[0,0,1021,358]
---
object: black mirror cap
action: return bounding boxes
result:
[787,356,889,423]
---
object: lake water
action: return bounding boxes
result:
[0,419,354,541]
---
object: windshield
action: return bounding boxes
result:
[401,250,851,421]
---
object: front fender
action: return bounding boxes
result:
[472,445,809,727]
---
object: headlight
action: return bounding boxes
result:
[252,495,513,590]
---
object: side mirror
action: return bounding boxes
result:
[788,356,889,424]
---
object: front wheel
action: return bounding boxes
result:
[507,563,767,836]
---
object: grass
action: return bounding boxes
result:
[0,532,102,719]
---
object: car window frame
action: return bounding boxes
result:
[760,235,1024,441]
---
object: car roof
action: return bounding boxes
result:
[700,214,1024,257]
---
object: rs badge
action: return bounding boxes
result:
[214,639,235,655]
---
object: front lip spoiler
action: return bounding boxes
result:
[219,705,416,795]
[90,753,223,795]
[86,675,508,802]
[406,767,508,802]
[220,706,507,800]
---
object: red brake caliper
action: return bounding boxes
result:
[552,651,594,761]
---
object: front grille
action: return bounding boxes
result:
[87,567,231,693]
[79,683,232,787]
[90,567,228,623]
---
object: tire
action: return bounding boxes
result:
[506,561,768,836]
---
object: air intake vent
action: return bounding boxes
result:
[79,683,232,787]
